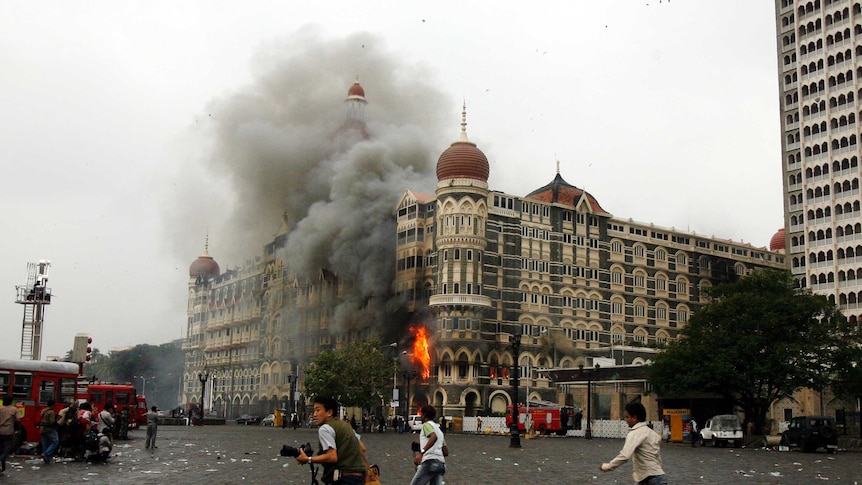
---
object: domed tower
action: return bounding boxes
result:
[186,236,219,382]
[189,240,220,281]
[339,76,369,139]
[430,103,492,314]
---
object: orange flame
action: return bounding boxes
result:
[411,326,431,379]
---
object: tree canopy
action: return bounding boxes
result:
[303,340,397,411]
[67,343,184,410]
[647,269,858,433]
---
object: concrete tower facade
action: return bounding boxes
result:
[775,0,862,323]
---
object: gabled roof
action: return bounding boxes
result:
[525,173,611,217]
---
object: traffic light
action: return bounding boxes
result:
[72,334,93,363]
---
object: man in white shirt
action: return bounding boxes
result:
[410,405,446,485]
[600,402,666,485]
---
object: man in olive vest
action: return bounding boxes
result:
[295,396,366,485]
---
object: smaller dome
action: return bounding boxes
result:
[526,173,610,216]
[769,228,786,252]
[347,79,365,100]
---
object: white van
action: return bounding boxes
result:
[700,414,743,448]
[408,414,423,432]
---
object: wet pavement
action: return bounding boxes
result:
[1,424,861,484]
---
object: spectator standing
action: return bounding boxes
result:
[599,402,666,485]
[98,403,116,445]
[145,406,159,449]
[0,396,18,473]
[39,399,59,464]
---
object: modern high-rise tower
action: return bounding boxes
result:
[774,0,862,324]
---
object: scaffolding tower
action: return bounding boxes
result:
[15,260,52,360]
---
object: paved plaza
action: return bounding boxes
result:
[1,424,860,484]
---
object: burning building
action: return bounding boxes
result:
[179,72,786,423]
[181,75,434,419]
[394,105,787,419]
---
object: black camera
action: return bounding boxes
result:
[280,442,314,458]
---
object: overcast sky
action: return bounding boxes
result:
[0,1,782,359]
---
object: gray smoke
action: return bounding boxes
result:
[165,27,450,331]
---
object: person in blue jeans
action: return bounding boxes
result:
[410,405,446,485]
[599,402,667,485]
[40,399,60,464]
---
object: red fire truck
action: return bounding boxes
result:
[84,382,148,428]
[0,358,152,444]
[0,359,79,443]
[505,400,575,436]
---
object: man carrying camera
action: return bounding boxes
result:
[294,396,367,485]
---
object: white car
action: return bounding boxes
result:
[408,414,423,432]
[700,414,743,448]
[260,414,275,426]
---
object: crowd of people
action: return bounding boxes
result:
[0,395,165,475]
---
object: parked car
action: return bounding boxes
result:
[236,414,261,425]
[781,416,838,453]
[408,414,423,432]
[699,414,743,448]
[260,414,275,426]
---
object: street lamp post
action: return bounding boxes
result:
[198,368,210,422]
[402,370,417,421]
[288,373,295,417]
[509,330,522,448]
[134,375,154,397]
[579,362,600,439]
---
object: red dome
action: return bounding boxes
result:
[769,228,786,252]
[436,141,490,182]
[347,80,365,99]
[189,254,219,278]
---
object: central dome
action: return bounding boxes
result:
[436,104,489,182]
[436,140,489,182]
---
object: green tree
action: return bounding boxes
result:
[647,269,857,434]
[66,343,185,410]
[829,343,862,438]
[304,340,397,411]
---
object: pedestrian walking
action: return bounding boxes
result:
[0,395,18,474]
[599,402,666,485]
[39,398,60,464]
[690,418,700,447]
[476,416,482,434]
[410,404,446,485]
[145,406,159,449]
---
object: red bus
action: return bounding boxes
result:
[0,359,79,443]
[85,382,147,428]
[505,400,575,435]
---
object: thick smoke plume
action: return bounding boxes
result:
[165,27,450,332]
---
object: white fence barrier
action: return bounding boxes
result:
[461,417,662,439]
